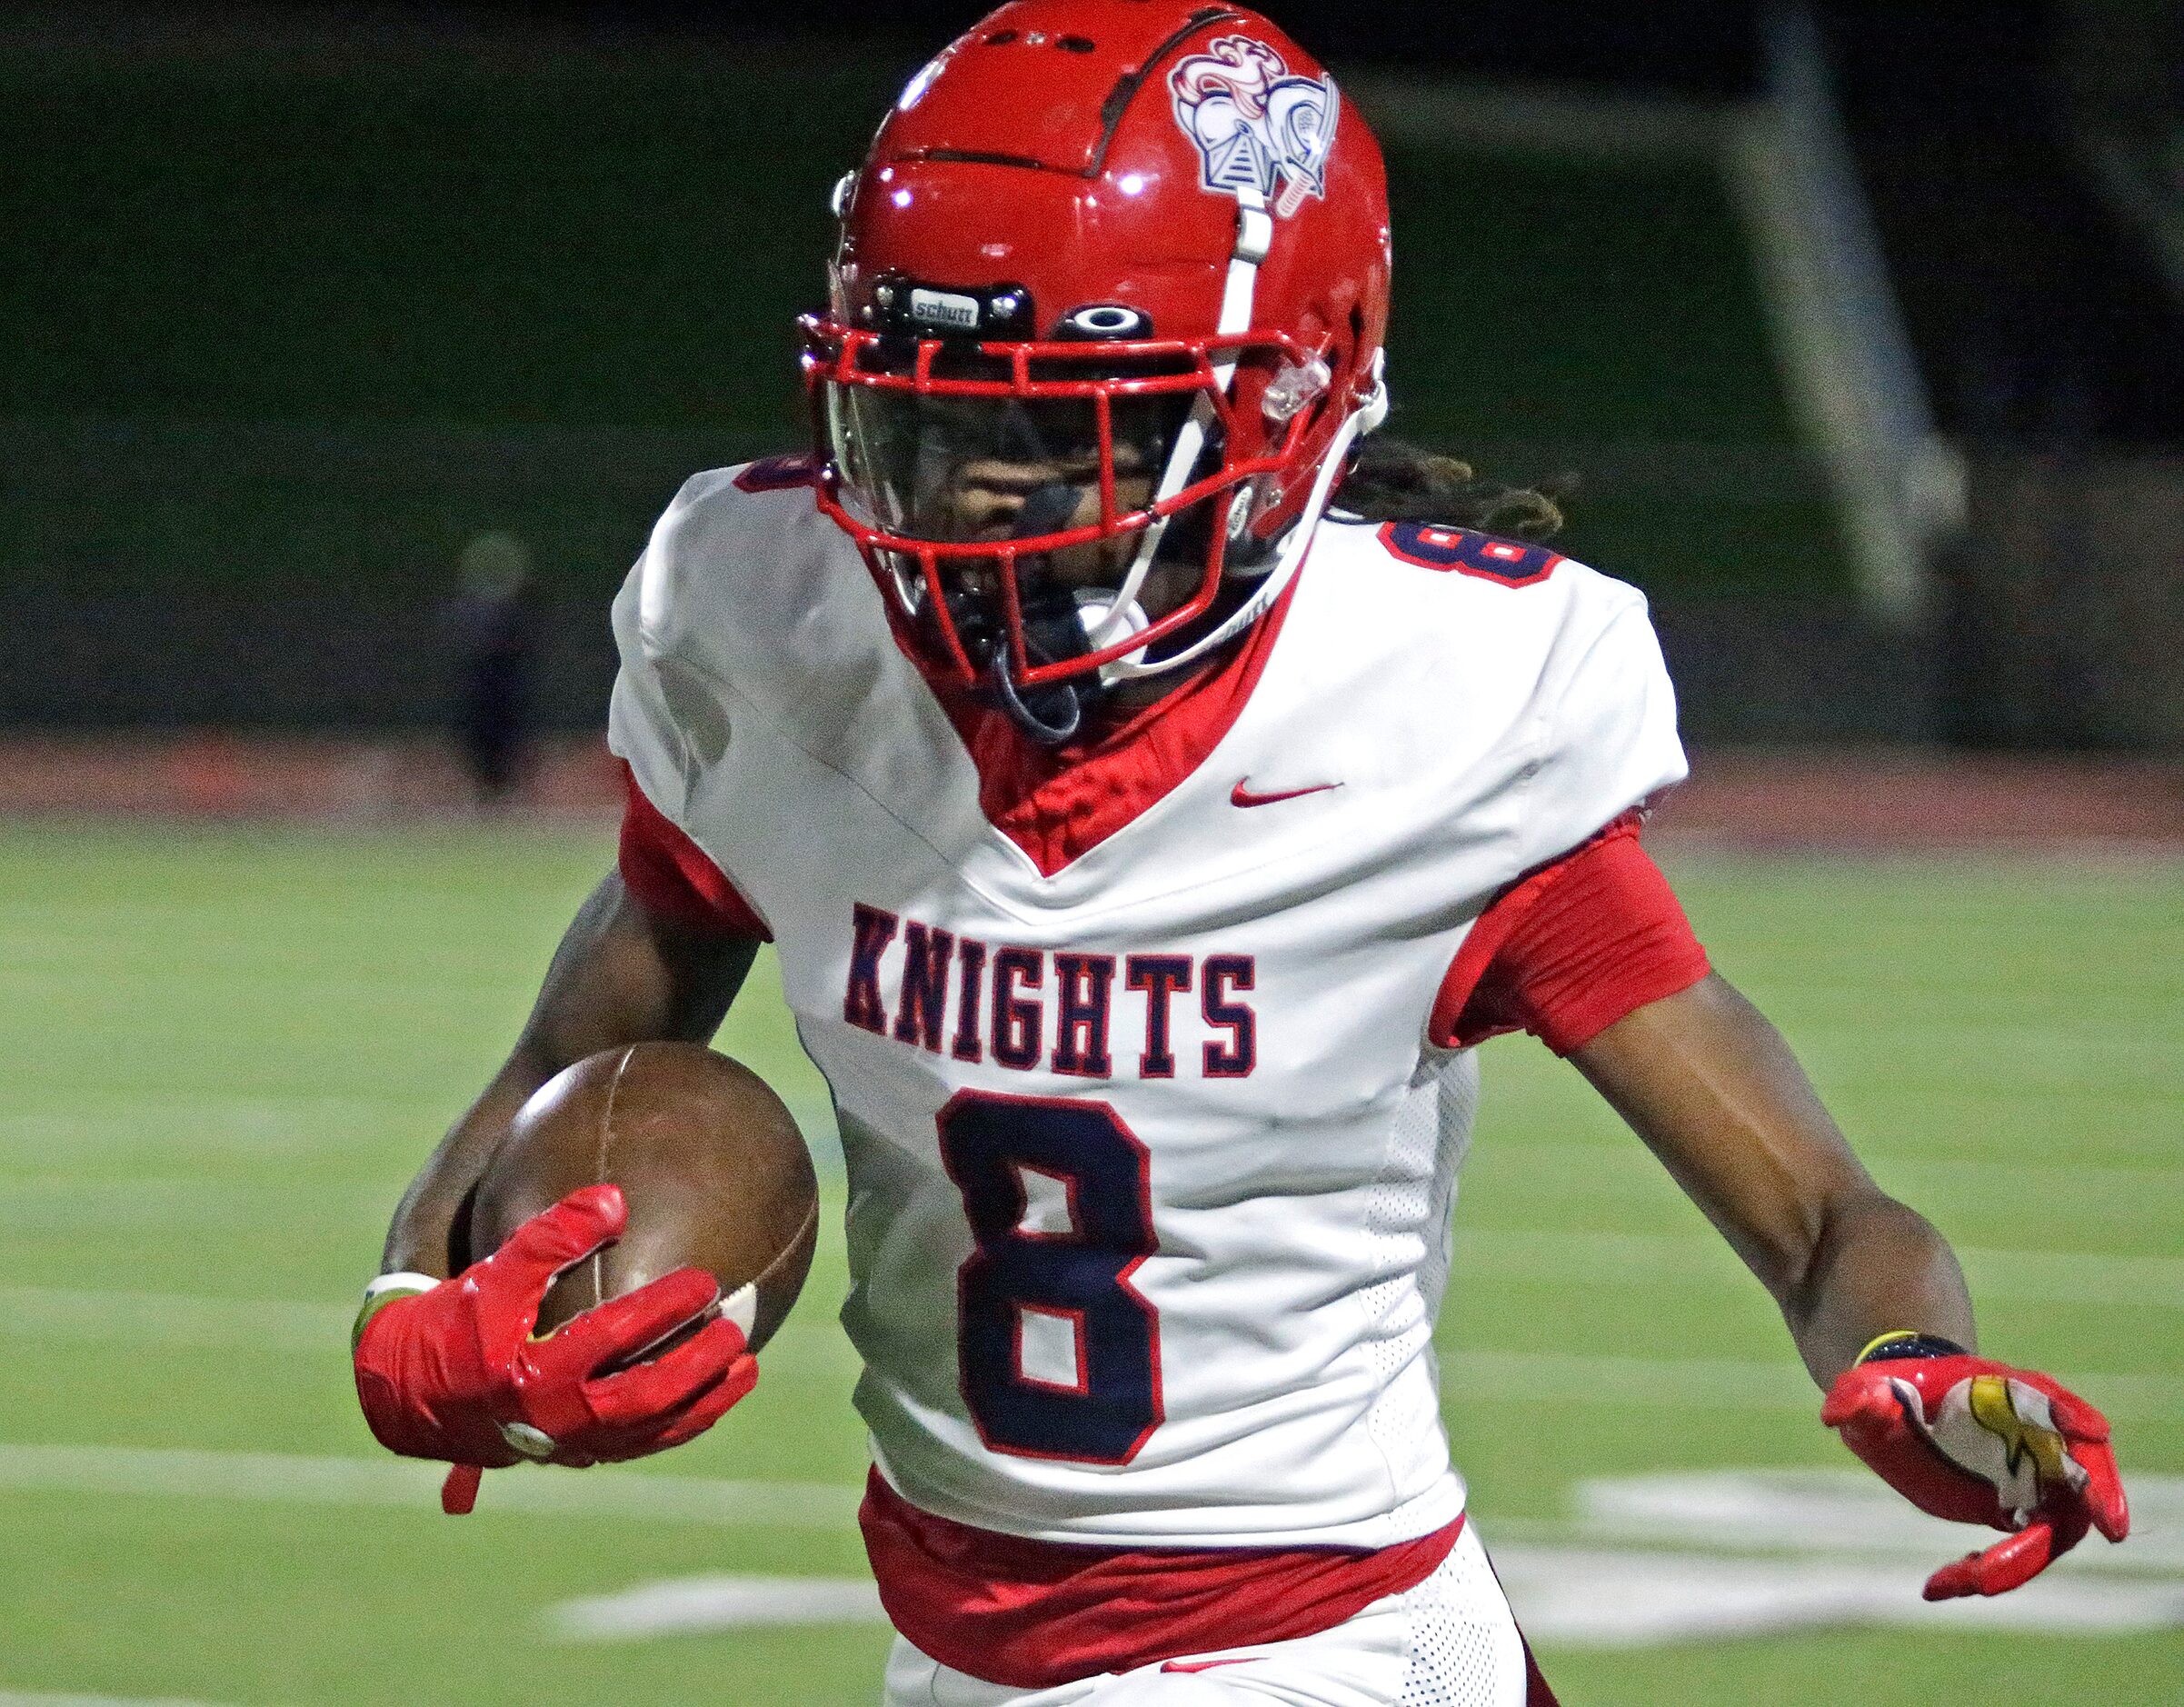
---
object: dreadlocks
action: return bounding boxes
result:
[1335,434,1568,540]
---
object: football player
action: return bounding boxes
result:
[351,4,2129,1701]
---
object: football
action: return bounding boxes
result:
[468,1042,818,1354]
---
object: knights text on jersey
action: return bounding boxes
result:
[606,463,1688,1551]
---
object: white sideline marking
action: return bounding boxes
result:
[0,1444,859,1529]
[548,1575,885,1642]
[544,1470,2184,1647]
[1567,1467,2184,1575]
[542,1552,2184,1648]
[1492,1545,2184,1644]
[0,1693,238,1707]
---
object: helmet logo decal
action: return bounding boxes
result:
[907,287,982,332]
[1061,304,1153,338]
[1168,35,1338,217]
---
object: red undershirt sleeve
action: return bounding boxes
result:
[615,760,773,941]
[1429,809,1710,1056]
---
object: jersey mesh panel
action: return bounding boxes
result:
[1361,1055,1479,1466]
[1398,1533,1511,1707]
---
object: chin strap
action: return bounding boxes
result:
[986,569,1103,744]
[990,585,1155,743]
[989,654,1085,745]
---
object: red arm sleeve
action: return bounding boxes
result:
[615,761,772,941]
[1429,810,1708,1055]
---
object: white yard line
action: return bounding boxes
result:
[0,1444,860,1529]
[548,1575,886,1642]
[15,1283,2174,1415]
[543,1554,2184,1646]
[1877,1156,2184,1199]
[1561,1467,2184,1575]
[7,1441,2179,1652]
[543,1471,2184,1646]
[1490,1543,2184,1644]
[0,1693,242,1707]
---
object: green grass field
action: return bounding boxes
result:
[0,822,2177,1705]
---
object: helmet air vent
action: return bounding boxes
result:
[910,147,1050,174]
[1091,7,1244,175]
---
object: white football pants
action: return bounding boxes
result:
[880,1519,1537,1707]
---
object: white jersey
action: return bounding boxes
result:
[607,460,1686,1552]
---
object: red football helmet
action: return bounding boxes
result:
[803,0,1391,741]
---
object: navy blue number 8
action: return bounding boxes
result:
[937,1091,1162,1463]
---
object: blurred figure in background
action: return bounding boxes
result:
[445,530,538,804]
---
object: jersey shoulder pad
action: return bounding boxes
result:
[612,456,833,815]
[631,454,835,661]
[1295,516,1651,745]
[659,452,822,553]
[1342,514,1651,644]
[1313,513,1639,653]
[1283,516,1682,861]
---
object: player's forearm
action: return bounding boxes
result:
[381,872,760,1276]
[1780,1186,1975,1385]
[382,1051,563,1277]
[1573,974,1975,1387]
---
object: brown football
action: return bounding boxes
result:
[469,1042,818,1354]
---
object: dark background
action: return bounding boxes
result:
[2,0,2178,745]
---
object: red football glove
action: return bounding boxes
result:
[354,1183,757,1513]
[1822,1337,2129,1599]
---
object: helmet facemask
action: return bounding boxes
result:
[804,305,1330,744]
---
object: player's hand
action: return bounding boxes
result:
[1822,1335,2128,1598]
[352,1183,758,1512]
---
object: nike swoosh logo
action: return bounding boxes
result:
[1231,778,1342,808]
[1161,1657,1259,1673]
